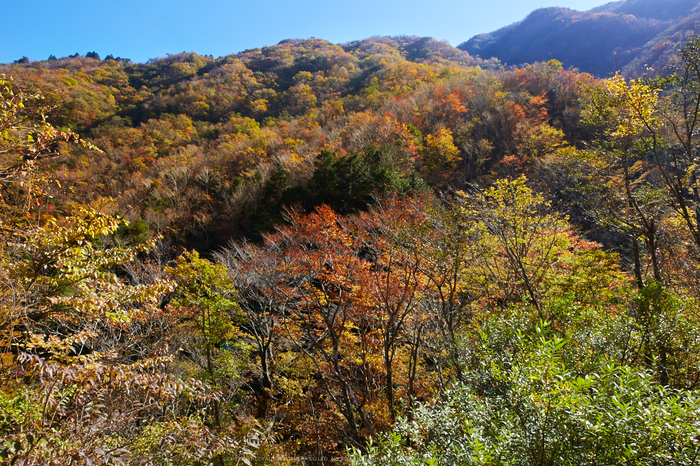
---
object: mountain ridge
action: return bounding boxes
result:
[459,0,700,77]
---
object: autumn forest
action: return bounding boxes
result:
[2,32,700,465]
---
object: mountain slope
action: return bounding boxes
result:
[459,0,700,77]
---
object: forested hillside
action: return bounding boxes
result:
[1,34,700,465]
[460,0,700,77]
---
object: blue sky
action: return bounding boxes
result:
[2,0,609,63]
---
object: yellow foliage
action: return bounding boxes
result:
[422,127,461,181]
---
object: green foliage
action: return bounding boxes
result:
[307,149,376,214]
[305,148,422,215]
[352,326,700,465]
[167,250,242,355]
[166,248,253,456]
[116,216,149,245]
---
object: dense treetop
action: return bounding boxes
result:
[2,29,700,465]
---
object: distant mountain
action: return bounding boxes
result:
[591,0,698,20]
[459,0,700,77]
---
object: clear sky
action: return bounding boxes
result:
[2,0,610,63]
